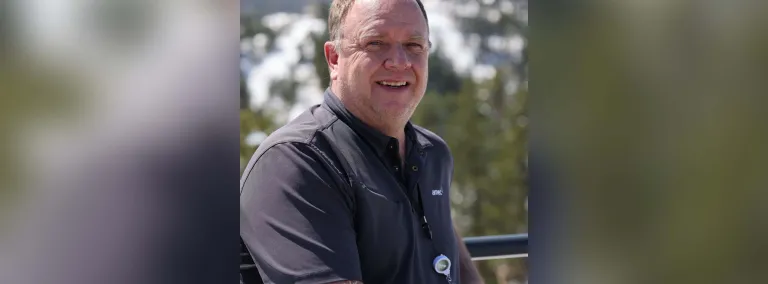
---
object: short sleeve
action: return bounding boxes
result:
[240,142,361,284]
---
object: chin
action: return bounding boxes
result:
[373,105,413,122]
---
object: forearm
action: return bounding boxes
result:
[455,228,484,284]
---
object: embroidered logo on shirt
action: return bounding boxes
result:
[432,188,444,196]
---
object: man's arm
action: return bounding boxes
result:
[241,142,363,284]
[456,228,484,284]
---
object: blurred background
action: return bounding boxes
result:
[239,0,529,283]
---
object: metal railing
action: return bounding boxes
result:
[465,233,528,260]
[240,233,528,283]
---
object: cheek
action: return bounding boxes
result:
[413,63,428,87]
[409,54,428,77]
[416,62,427,78]
[344,54,370,71]
[352,59,379,83]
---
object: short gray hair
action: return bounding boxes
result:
[327,0,429,51]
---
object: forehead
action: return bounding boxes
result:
[344,0,428,37]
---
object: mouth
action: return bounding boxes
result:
[376,81,410,89]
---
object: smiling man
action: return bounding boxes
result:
[240,0,483,283]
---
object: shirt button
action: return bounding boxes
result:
[394,166,400,171]
[412,165,418,171]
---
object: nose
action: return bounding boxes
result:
[384,44,412,71]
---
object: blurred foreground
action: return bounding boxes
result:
[533,1,768,283]
[1,1,239,284]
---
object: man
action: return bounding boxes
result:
[240,0,483,283]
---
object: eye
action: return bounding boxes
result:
[364,40,385,51]
[406,42,425,51]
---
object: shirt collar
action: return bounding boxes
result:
[322,88,431,157]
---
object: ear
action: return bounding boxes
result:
[324,41,340,81]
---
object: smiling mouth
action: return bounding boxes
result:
[376,81,409,88]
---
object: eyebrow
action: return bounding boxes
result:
[407,35,428,42]
[357,32,429,42]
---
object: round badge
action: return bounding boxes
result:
[432,254,451,276]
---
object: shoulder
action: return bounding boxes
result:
[240,105,341,187]
[411,123,452,158]
[258,105,336,153]
[412,124,447,144]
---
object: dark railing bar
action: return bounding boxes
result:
[464,233,528,260]
[240,233,529,275]
[471,253,528,261]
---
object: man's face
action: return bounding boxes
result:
[327,0,429,128]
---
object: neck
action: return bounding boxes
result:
[331,85,408,139]
[396,131,407,163]
[380,123,407,141]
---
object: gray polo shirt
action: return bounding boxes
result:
[240,89,459,284]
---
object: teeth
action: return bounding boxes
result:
[379,81,407,87]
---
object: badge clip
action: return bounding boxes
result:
[433,254,452,283]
